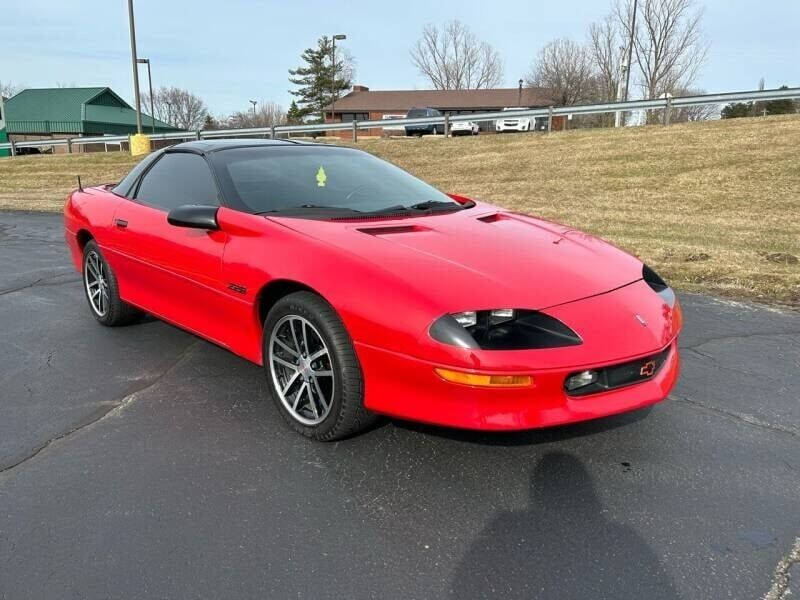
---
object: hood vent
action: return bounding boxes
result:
[477,212,510,224]
[357,224,430,236]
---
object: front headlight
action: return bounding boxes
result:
[451,309,514,328]
[430,309,582,350]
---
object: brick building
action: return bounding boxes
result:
[323,85,561,136]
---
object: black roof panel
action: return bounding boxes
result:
[169,138,328,153]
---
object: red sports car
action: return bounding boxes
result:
[64,139,681,440]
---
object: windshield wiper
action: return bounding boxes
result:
[408,200,463,211]
[255,204,362,215]
[361,204,410,215]
[361,201,463,216]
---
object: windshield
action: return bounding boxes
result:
[209,145,461,216]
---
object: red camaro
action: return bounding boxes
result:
[64,139,681,440]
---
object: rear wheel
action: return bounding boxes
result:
[82,240,142,326]
[263,291,376,440]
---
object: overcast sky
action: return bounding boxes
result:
[2,0,798,115]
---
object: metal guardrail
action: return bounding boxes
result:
[1,87,798,154]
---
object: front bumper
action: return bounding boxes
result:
[496,122,530,132]
[355,340,679,431]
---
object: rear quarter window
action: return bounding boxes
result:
[112,150,164,198]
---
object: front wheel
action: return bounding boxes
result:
[263,291,377,440]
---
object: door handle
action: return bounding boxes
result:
[115,219,128,228]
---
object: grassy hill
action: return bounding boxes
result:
[1,114,798,305]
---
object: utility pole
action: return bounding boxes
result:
[331,34,346,124]
[127,0,143,134]
[137,58,155,133]
[614,46,627,128]
[620,0,638,127]
[249,100,257,124]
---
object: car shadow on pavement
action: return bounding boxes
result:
[450,451,681,600]
[392,406,653,447]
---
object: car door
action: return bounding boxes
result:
[107,150,233,347]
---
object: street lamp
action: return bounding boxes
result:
[127,0,143,134]
[518,78,523,107]
[331,34,347,124]
[137,58,155,133]
[249,100,258,124]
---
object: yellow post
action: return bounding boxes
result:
[130,134,151,156]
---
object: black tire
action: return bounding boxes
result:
[262,291,377,441]
[82,240,142,326]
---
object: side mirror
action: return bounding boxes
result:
[167,205,219,230]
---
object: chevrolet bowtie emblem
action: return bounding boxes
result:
[635,314,647,327]
[640,360,656,377]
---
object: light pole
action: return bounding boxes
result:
[137,58,155,133]
[518,79,523,107]
[330,34,346,123]
[249,100,258,124]
[127,0,143,134]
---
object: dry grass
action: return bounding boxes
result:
[1,114,798,305]
[0,151,140,211]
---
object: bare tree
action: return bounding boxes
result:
[588,15,624,103]
[410,20,504,90]
[526,38,596,106]
[671,87,717,121]
[142,86,208,131]
[223,102,287,129]
[616,0,708,100]
[0,81,21,98]
[586,15,626,126]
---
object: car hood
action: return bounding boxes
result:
[269,202,644,311]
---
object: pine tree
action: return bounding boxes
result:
[765,86,796,116]
[286,100,304,124]
[288,36,353,122]
[721,102,752,119]
[203,114,219,130]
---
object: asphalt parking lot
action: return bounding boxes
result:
[1,210,798,599]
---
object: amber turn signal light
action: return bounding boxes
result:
[434,368,533,388]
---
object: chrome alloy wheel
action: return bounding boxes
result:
[269,315,335,426]
[84,250,109,317]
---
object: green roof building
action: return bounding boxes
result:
[3,87,182,146]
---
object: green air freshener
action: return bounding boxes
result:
[316,166,327,187]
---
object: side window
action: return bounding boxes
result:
[135,153,219,210]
